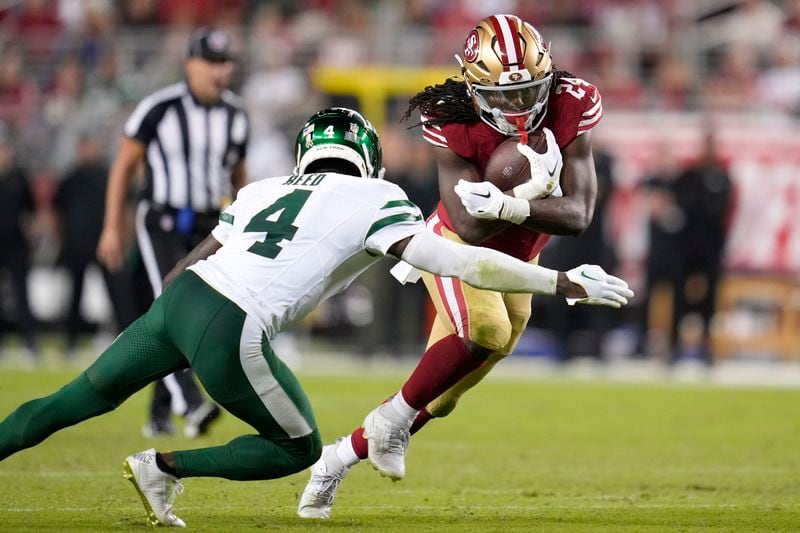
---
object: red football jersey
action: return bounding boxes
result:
[421,77,603,261]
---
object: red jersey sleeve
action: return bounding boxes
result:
[545,78,603,149]
[421,116,449,148]
[422,114,497,169]
[577,83,603,135]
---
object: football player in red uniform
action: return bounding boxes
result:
[300,14,607,518]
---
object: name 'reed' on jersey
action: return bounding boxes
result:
[188,173,425,339]
[422,77,603,262]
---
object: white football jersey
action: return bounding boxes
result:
[189,172,425,338]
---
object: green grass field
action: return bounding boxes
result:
[1,368,799,532]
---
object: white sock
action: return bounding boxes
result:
[390,391,419,424]
[335,436,361,468]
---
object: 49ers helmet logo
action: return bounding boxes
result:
[463,30,479,62]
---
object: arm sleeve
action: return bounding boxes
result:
[400,230,558,295]
[210,202,237,244]
[364,193,426,256]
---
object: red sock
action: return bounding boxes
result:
[410,408,433,435]
[348,393,399,460]
[350,426,368,460]
[349,407,434,461]
[400,334,484,410]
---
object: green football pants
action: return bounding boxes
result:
[0,271,321,480]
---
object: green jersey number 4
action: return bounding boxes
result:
[244,189,312,259]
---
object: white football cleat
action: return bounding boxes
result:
[123,448,186,528]
[297,444,350,519]
[363,403,410,481]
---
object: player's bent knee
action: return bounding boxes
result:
[468,310,512,352]
[242,431,322,480]
[288,430,323,471]
[307,430,323,464]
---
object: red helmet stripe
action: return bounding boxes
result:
[489,15,524,71]
[488,15,510,70]
[503,15,524,65]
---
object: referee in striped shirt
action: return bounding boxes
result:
[97,27,249,438]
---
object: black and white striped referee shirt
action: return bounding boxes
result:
[124,81,249,214]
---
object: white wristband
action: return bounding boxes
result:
[499,196,530,224]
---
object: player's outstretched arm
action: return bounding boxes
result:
[389,231,632,308]
[162,234,222,288]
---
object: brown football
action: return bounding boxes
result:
[483,129,547,191]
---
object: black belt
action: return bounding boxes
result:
[148,203,219,220]
[146,202,220,235]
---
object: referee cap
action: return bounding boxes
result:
[188,27,233,62]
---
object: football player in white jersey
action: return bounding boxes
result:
[0,108,632,527]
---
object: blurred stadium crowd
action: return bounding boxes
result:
[0,0,799,366]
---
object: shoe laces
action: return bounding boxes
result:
[308,470,343,506]
[167,479,184,507]
[382,424,409,455]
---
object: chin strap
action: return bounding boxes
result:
[516,117,528,145]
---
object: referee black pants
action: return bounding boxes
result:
[135,200,219,426]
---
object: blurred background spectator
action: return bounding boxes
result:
[640,143,685,362]
[53,133,112,356]
[0,123,38,364]
[532,147,619,361]
[670,129,734,363]
[0,0,798,368]
[638,130,733,364]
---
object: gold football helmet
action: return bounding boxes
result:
[457,14,553,135]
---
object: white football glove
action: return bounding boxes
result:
[454,180,503,219]
[512,127,564,200]
[454,179,530,224]
[565,264,634,308]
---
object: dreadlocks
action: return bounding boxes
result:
[401,68,575,129]
[401,77,476,128]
